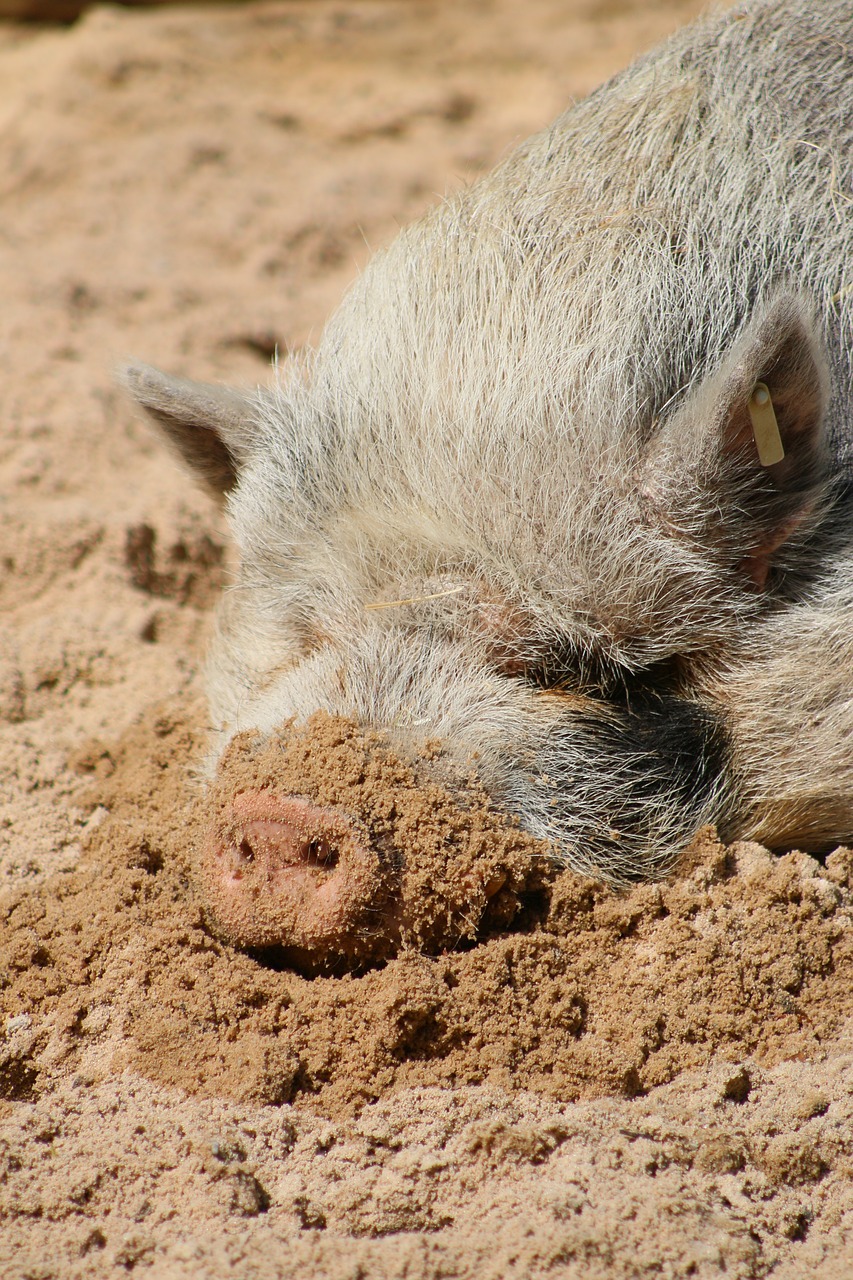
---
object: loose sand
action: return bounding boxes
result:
[2,2,852,1276]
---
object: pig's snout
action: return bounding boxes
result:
[201,792,388,954]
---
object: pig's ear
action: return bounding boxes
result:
[120,362,259,504]
[642,292,830,589]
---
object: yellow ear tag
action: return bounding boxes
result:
[748,382,785,466]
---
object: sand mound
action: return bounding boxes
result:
[3,697,851,1122]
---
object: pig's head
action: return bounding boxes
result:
[123,224,831,963]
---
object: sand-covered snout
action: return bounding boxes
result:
[200,790,389,953]
[195,714,542,966]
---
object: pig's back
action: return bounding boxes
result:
[309,0,853,532]
[496,0,853,467]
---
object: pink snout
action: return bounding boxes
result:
[200,791,388,954]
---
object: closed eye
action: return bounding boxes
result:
[514,640,684,705]
[511,635,606,696]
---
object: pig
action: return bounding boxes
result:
[122,0,853,962]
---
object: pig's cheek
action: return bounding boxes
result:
[196,794,391,954]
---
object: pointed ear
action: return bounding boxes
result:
[641,292,830,589]
[120,362,259,504]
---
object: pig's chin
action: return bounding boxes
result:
[199,792,399,962]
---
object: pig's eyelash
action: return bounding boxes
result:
[517,643,683,704]
[509,636,609,696]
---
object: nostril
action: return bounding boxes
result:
[237,838,255,864]
[303,837,338,868]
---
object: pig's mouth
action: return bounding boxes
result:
[200,791,399,960]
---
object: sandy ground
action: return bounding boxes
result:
[1,1,852,1276]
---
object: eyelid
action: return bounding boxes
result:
[507,642,592,692]
[512,646,683,702]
